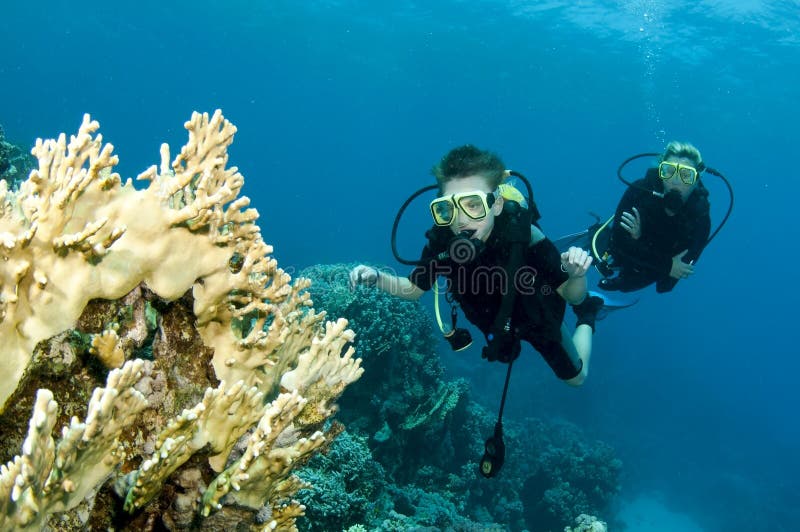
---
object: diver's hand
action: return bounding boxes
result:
[669,250,694,280]
[349,264,379,290]
[560,246,593,278]
[620,207,642,240]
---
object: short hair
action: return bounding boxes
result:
[661,141,703,169]
[432,145,506,192]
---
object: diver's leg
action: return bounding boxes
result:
[562,293,604,386]
[561,323,591,387]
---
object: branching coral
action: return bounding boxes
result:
[0,360,148,530]
[400,380,467,431]
[0,111,363,530]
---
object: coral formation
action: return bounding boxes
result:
[520,420,621,529]
[564,513,608,532]
[295,431,386,529]
[0,112,362,530]
[301,264,467,479]
[0,124,36,190]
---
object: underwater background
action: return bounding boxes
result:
[1,0,797,530]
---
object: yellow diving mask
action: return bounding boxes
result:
[659,161,698,185]
[429,190,497,226]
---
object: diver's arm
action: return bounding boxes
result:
[611,186,646,254]
[556,247,592,305]
[611,186,672,275]
[658,210,711,291]
[685,211,712,263]
[349,265,424,300]
[557,275,587,305]
[379,274,425,301]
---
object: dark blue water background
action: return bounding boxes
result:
[2,1,797,528]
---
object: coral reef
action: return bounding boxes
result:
[295,431,386,529]
[0,123,36,191]
[296,430,507,531]
[564,513,608,532]
[520,420,621,529]
[0,112,362,530]
[301,264,467,480]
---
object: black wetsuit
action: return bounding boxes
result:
[604,168,711,293]
[409,212,582,380]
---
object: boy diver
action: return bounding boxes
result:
[350,145,604,386]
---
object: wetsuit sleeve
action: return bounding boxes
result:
[611,182,672,276]
[408,244,438,291]
[527,238,569,288]
[684,208,711,263]
[656,201,713,293]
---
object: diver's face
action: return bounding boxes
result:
[440,175,503,242]
[661,155,698,202]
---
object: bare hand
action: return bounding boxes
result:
[620,207,642,240]
[349,265,379,291]
[669,250,695,280]
[560,246,593,278]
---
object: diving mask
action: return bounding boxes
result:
[429,190,497,226]
[659,161,698,185]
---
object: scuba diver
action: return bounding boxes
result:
[592,141,729,293]
[349,144,612,478]
[349,145,604,385]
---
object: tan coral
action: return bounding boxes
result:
[198,391,323,517]
[90,327,125,369]
[269,501,308,532]
[0,360,149,530]
[124,379,267,512]
[0,111,362,529]
[280,318,362,429]
[401,380,464,431]
[0,108,350,408]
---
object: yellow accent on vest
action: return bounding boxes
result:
[498,183,525,204]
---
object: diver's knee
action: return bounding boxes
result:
[564,374,586,387]
[564,365,588,387]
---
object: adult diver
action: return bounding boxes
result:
[559,141,733,293]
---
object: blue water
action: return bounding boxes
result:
[2,1,797,529]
